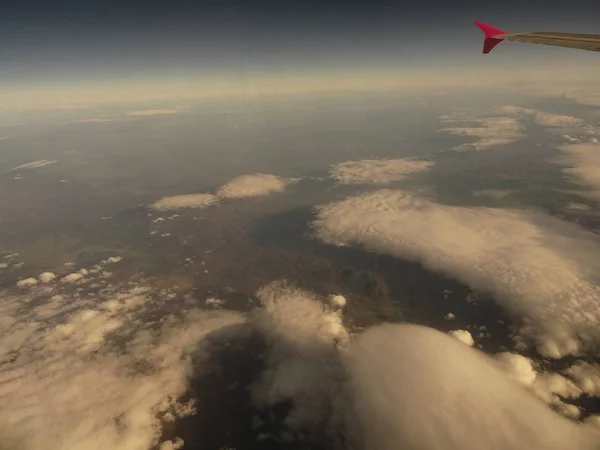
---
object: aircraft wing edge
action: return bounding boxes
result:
[474,21,600,53]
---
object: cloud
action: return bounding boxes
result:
[532,112,584,128]
[216,173,297,199]
[346,323,600,450]
[104,256,122,264]
[558,143,600,198]
[494,352,537,387]
[60,272,86,284]
[329,158,434,185]
[12,160,58,171]
[11,270,590,450]
[39,272,56,283]
[126,109,183,117]
[440,106,592,152]
[439,115,524,151]
[564,91,600,107]
[472,189,514,199]
[312,189,600,357]
[564,362,600,397]
[71,118,115,123]
[498,106,585,128]
[448,329,474,346]
[16,277,38,288]
[249,281,350,440]
[150,174,295,211]
[0,265,244,450]
[150,194,219,211]
[242,283,600,447]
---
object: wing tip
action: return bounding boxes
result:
[475,21,506,54]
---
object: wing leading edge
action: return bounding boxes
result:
[475,21,600,54]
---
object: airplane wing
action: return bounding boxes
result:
[475,21,600,54]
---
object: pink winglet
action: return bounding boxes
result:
[474,21,507,54]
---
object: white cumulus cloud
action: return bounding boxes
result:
[439,115,524,151]
[216,173,296,199]
[39,272,56,283]
[346,323,600,450]
[150,194,219,211]
[329,158,434,185]
[494,352,537,387]
[16,278,38,288]
[150,174,295,211]
[312,189,600,357]
[61,272,85,284]
[449,329,474,346]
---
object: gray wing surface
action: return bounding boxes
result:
[501,31,600,52]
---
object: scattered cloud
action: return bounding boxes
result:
[249,281,350,437]
[312,189,600,357]
[104,256,122,264]
[150,174,295,211]
[0,264,244,450]
[558,143,600,198]
[498,106,585,128]
[39,272,56,283]
[439,114,524,151]
[216,173,297,199]
[126,109,183,117]
[533,112,584,128]
[150,194,219,211]
[494,352,537,387]
[448,329,474,346]
[60,272,86,284]
[329,158,434,185]
[328,294,347,309]
[16,277,38,288]
[247,284,600,447]
[12,160,58,171]
[7,265,600,450]
[440,106,594,152]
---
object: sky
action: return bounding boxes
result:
[0,0,599,110]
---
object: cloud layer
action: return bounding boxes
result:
[126,109,183,116]
[347,324,600,450]
[558,142,600,198]
[329,158,434,185]
[439,114,524,151]
[6,268,600,450]
[498,106,585,128]
[312,189,600,357]
[151,193,219,211]
[216,173,296,199]
[150,173,296,211]
[0,263,243,450]
[440,106,594,151]
[12,160,58,171]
